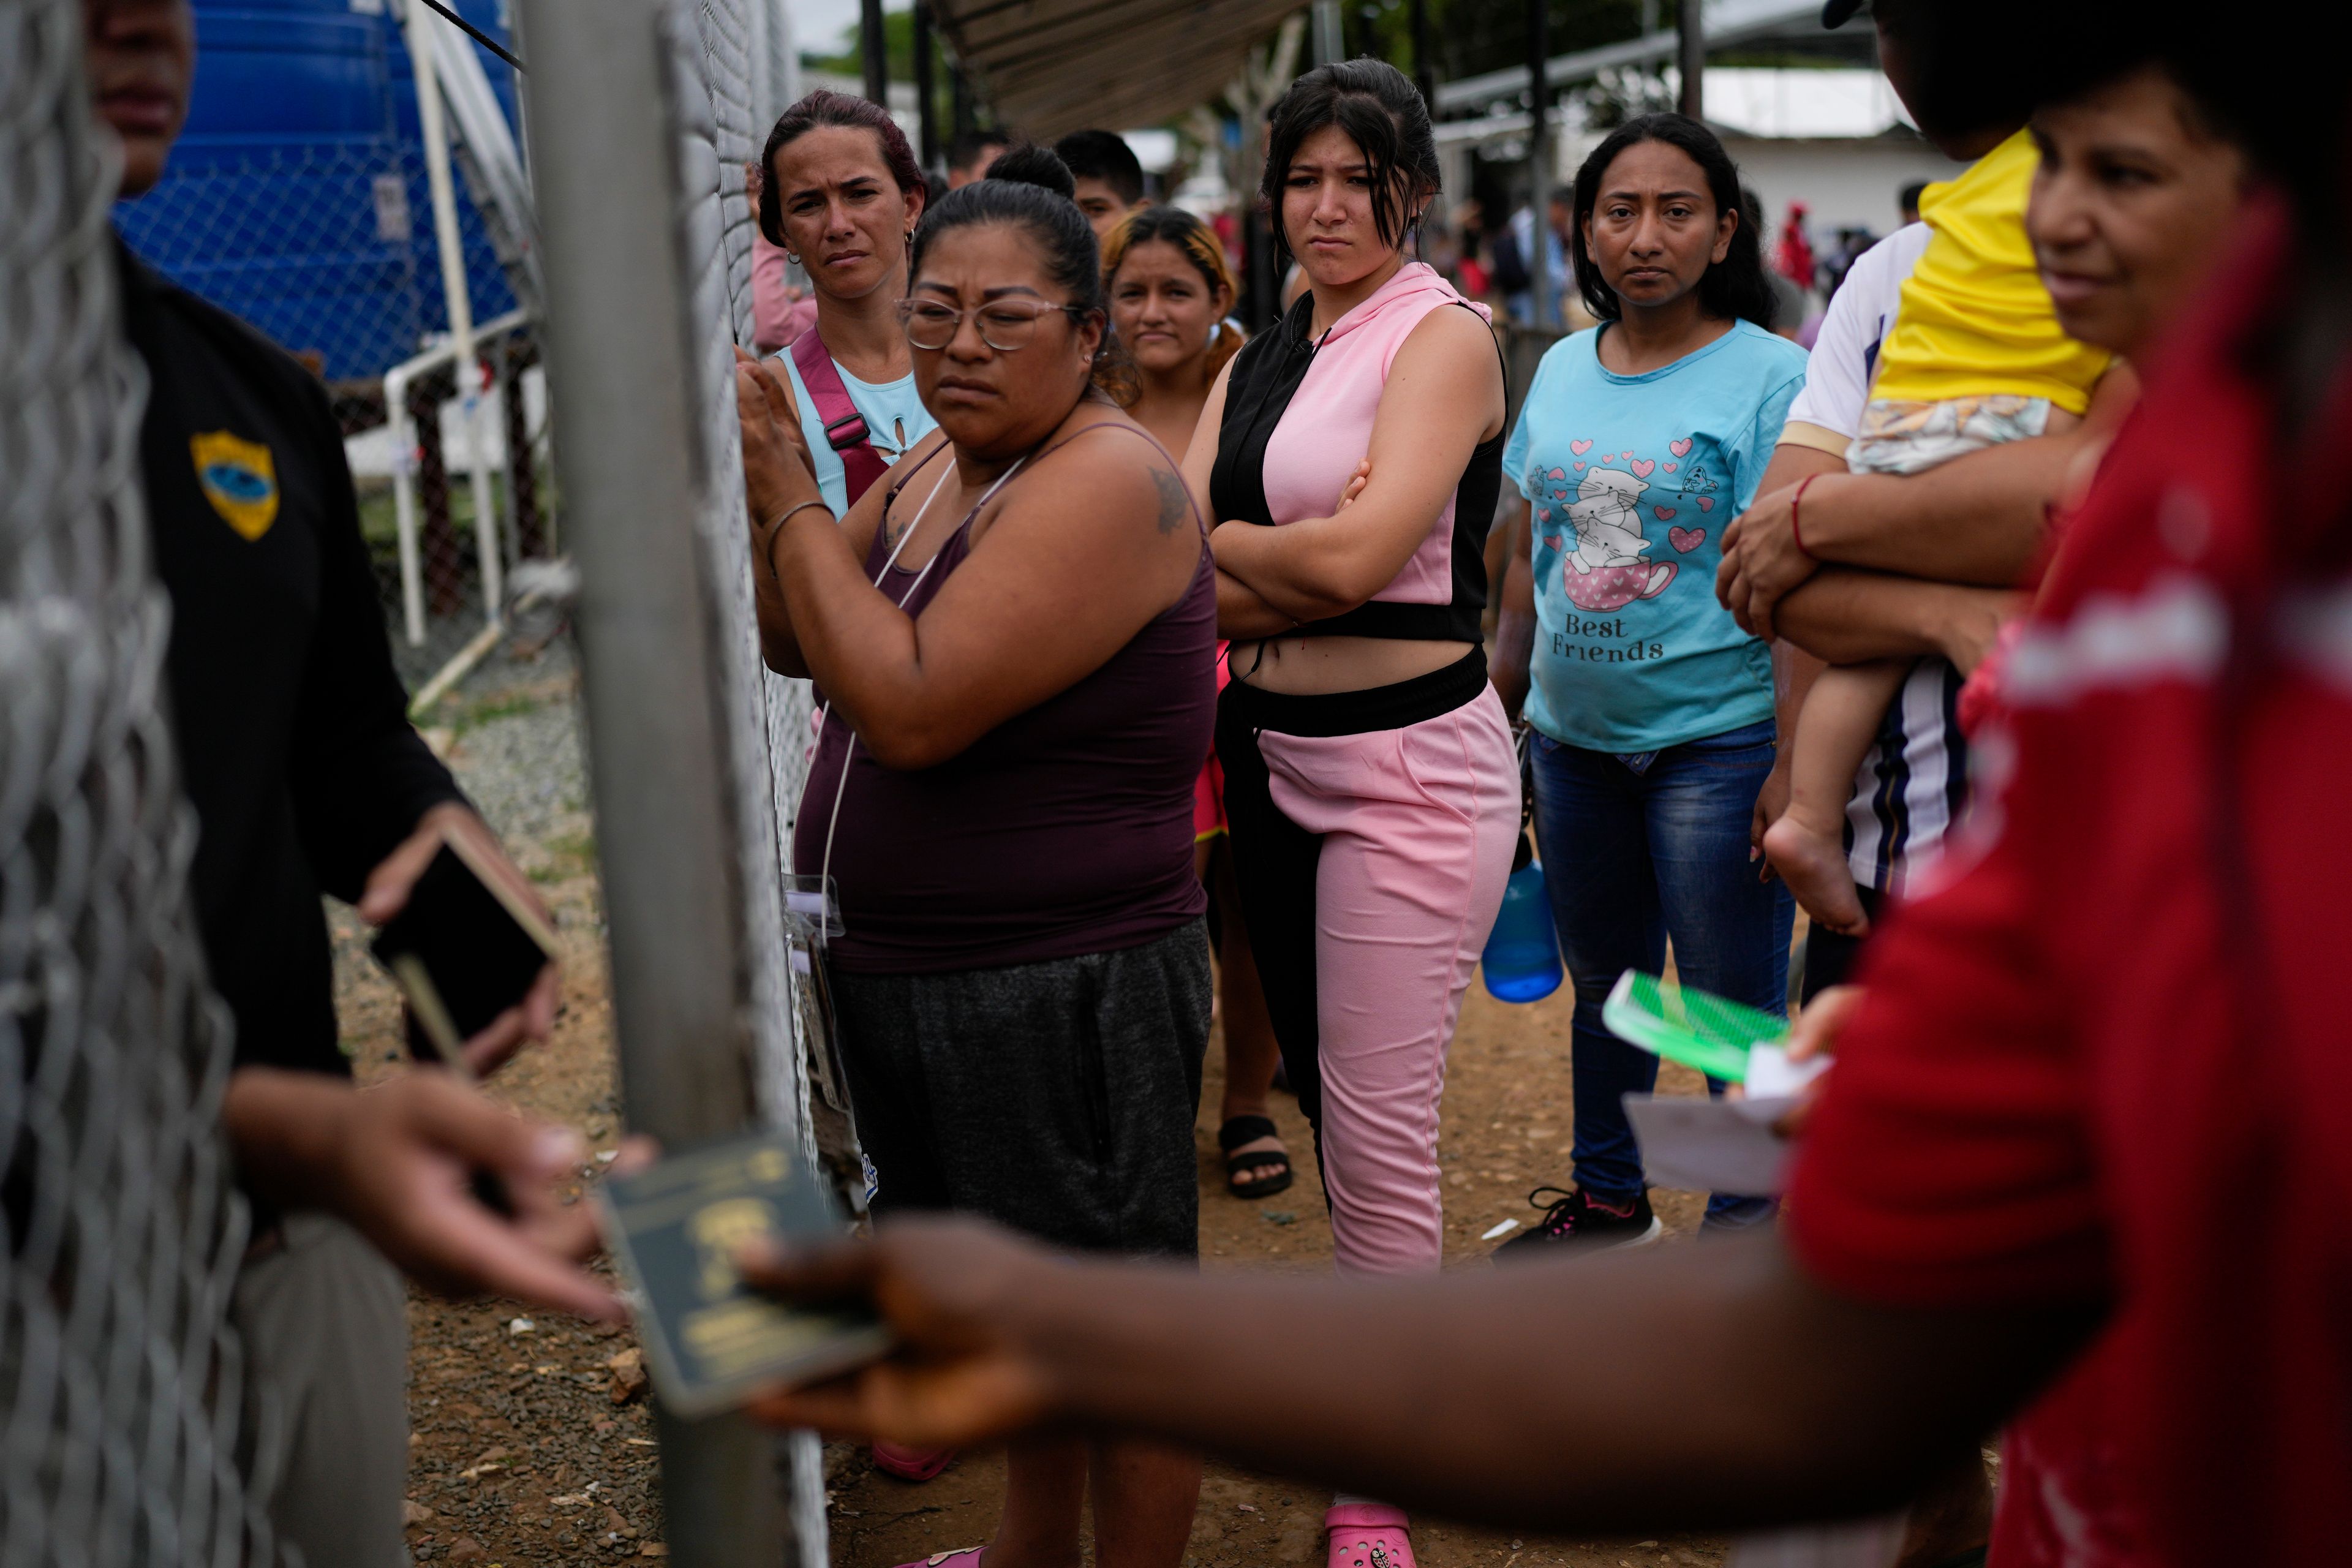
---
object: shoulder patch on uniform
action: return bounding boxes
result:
[190,430,278,540]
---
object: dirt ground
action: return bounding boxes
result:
[817,980,1730,1568]
[355,678,1748,1567]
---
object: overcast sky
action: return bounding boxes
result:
[788,0,908,59]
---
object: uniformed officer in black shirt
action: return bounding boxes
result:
[88,3,619,1563]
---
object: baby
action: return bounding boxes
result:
[1762,128,2113,935]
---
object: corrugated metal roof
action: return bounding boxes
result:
[1433,0,1825,110]
[929,0,1301,138]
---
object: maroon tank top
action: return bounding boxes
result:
[793,426,1216,974]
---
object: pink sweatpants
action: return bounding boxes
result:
[1216,669,1520,1275]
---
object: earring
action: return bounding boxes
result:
[786,252,801,265]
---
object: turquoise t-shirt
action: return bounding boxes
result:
[775,345,937,516]
[1503,318,1806,753]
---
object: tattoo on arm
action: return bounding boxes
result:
[1151,466,1193,536]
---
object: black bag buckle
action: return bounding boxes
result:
[823,411,872,453]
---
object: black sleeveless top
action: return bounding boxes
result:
[1208,285,1504,643]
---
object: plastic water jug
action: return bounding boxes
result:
[1482,834,1563,1003]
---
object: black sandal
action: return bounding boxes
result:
[1218,1115,1294,1199]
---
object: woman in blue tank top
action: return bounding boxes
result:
[756,89,937,513]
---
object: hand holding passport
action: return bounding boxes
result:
[596,1129,888,1417]
[366,810,886,1414]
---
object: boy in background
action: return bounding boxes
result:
[1056,127,1147,241]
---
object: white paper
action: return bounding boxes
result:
[1621,1092,1798,1195]
[1744,1042,1828,1102]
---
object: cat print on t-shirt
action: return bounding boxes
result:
[1532,441,1722,612]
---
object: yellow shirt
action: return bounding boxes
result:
[1869,129,2111,413]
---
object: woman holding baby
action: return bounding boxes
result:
[1488,113,1807,1253]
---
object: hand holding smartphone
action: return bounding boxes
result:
[370,824,560,1079]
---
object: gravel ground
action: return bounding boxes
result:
[338,636,667,1565]
[424,638,593,867]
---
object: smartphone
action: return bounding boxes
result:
[371,829,558,1074]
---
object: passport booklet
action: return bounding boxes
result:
[595,1129,889,1418]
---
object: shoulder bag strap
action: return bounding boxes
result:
[790,325,891,506]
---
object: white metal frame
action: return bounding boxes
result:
[383,306,529,647]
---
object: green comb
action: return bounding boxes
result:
[1601,970,1790,1085]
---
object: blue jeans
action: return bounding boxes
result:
[1530,719,1793,1227]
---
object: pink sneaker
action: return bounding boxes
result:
[871,1439,957,1482]
[895,1550,982,1568]
[1327,1502,1416,1568]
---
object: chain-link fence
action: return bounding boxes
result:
[326,322,556,699]
[2,1,277,1562]
[112,24,551,706]
[680,2,831,1558]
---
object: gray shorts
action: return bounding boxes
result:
[234,1212,410,1568]
[828,919,1212,1259]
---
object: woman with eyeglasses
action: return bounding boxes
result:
[755,89,935,513]
[737,145,1215,1568]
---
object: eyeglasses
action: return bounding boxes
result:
[895,296,1091,352]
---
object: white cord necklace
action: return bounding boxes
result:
[813,450,1030,908]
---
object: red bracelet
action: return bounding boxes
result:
[1790,472,1820,559]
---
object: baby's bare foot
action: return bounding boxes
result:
[1763,815,1871,937]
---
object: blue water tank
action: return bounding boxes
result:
[115,0,522,382]
[383,0,520,334]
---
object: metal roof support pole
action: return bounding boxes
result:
[1526,0,1551,329]
[861,0,888,105]
[511,1,787,1562]
[404,0,503,622]
[1411,0,1434,107]
[1311,0,1343,65]
[914,2,938,172]
[1679,0,1706,118]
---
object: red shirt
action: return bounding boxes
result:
[1784,199,2352,1567]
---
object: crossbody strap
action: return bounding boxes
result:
[790,325,891,507]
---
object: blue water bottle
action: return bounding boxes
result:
[1482,832,1564,1002]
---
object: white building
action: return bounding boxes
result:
[1705,67,1962,238]
[1438,66,1959,248]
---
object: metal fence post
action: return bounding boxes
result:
[510,1,785,1562]
[1526,0,1551,330]
[1679,0,1706,119]
[402,0,503,619]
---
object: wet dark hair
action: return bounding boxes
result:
[1259,58,1440,268]
[911,145,1134,400]
[1569,113,1776,330]
[758,89,924,249]
[984,142,1076,201]
[1055,129,1146,206]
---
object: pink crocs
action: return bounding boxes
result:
[871,1439,956,1482]
[1327,1502,1416,1568]
[895,1549,982,1568]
